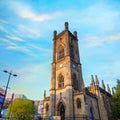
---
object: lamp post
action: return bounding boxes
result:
[0,70,17,118]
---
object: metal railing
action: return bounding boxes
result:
[41,116,101,120]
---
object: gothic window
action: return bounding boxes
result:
[57,46,64,60]
[46,103,49,112]
[58,74,64,88]
[72,73,78,90]
[76,98,81,109]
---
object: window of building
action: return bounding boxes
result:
[58,74,64,88]
[46,103,49,112]
[76,98,81,109]
[57,46,64,60]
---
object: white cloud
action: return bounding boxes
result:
[0,38,16,46]
[0,25,8,33]
[28,44,52,53]
[6,44,35,56]
[17,6,63,22]
[0,38,34,56]
[81,3,119,23]
[1,37,51,56]
[20,10,63,22]
[0,26,5,31]
[13,24,41,38]
[19,10,51,22]
[0,19,9,24]
[9,1,62,22]
[7,35,25,42]
[72,3,120,33]
[82,33,120,47]
[103,33,120,42]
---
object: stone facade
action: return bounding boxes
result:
[41,22,113,120]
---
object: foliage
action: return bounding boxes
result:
[112,80,120,120]
[7,98,36,120]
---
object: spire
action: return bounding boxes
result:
[112,88,114,94]
[95,75,99,86]
[82,80,85,89]
[44,90,46,98]
[91,75,95,85]
[102,80,105,90]
[65,22,68,30]
[90,75,96,93]
[107,84,111,94]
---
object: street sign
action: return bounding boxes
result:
[0,97,4,104]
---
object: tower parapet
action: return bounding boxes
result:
[73,31,77,38]
[64,22,68,30]
[53,30,57,39]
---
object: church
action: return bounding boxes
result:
[41,22,113,120]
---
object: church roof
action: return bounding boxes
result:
[99,87,112,97]
[85,87,97,99]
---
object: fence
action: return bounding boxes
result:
[1,116,114,120]
[41,116,101,120]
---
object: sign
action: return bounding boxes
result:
[49,116,61,120]
[0,97,4,104]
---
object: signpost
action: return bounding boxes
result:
[0,98,4,104]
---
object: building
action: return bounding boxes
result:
[0,88,5,109]
[0,88,27,110]
[41,22,113,120]
[0,89,27,117]
[34,100,43,115]
[6,93,27,101]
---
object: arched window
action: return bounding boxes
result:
[72,73,78,90]
[76,98,81,109]
[57,46,64,60]
[46,103,49,112]
[58,74,64,88]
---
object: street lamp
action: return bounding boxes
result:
[0,70,17,118]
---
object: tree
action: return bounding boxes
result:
[112,80,120,120]
[7,98,36,120]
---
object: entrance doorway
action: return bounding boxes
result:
[57,102,65,120]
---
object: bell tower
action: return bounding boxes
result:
[50,22,83,118]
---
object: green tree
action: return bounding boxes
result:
[7,98,36,120]
[112,80,120,120]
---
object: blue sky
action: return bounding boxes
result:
[0,0,120,100]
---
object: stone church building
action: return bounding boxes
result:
[41,22,113,120]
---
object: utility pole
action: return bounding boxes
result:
[0,70,17,118]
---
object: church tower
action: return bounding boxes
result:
[50,22,83,119]
[42,22,112,120]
